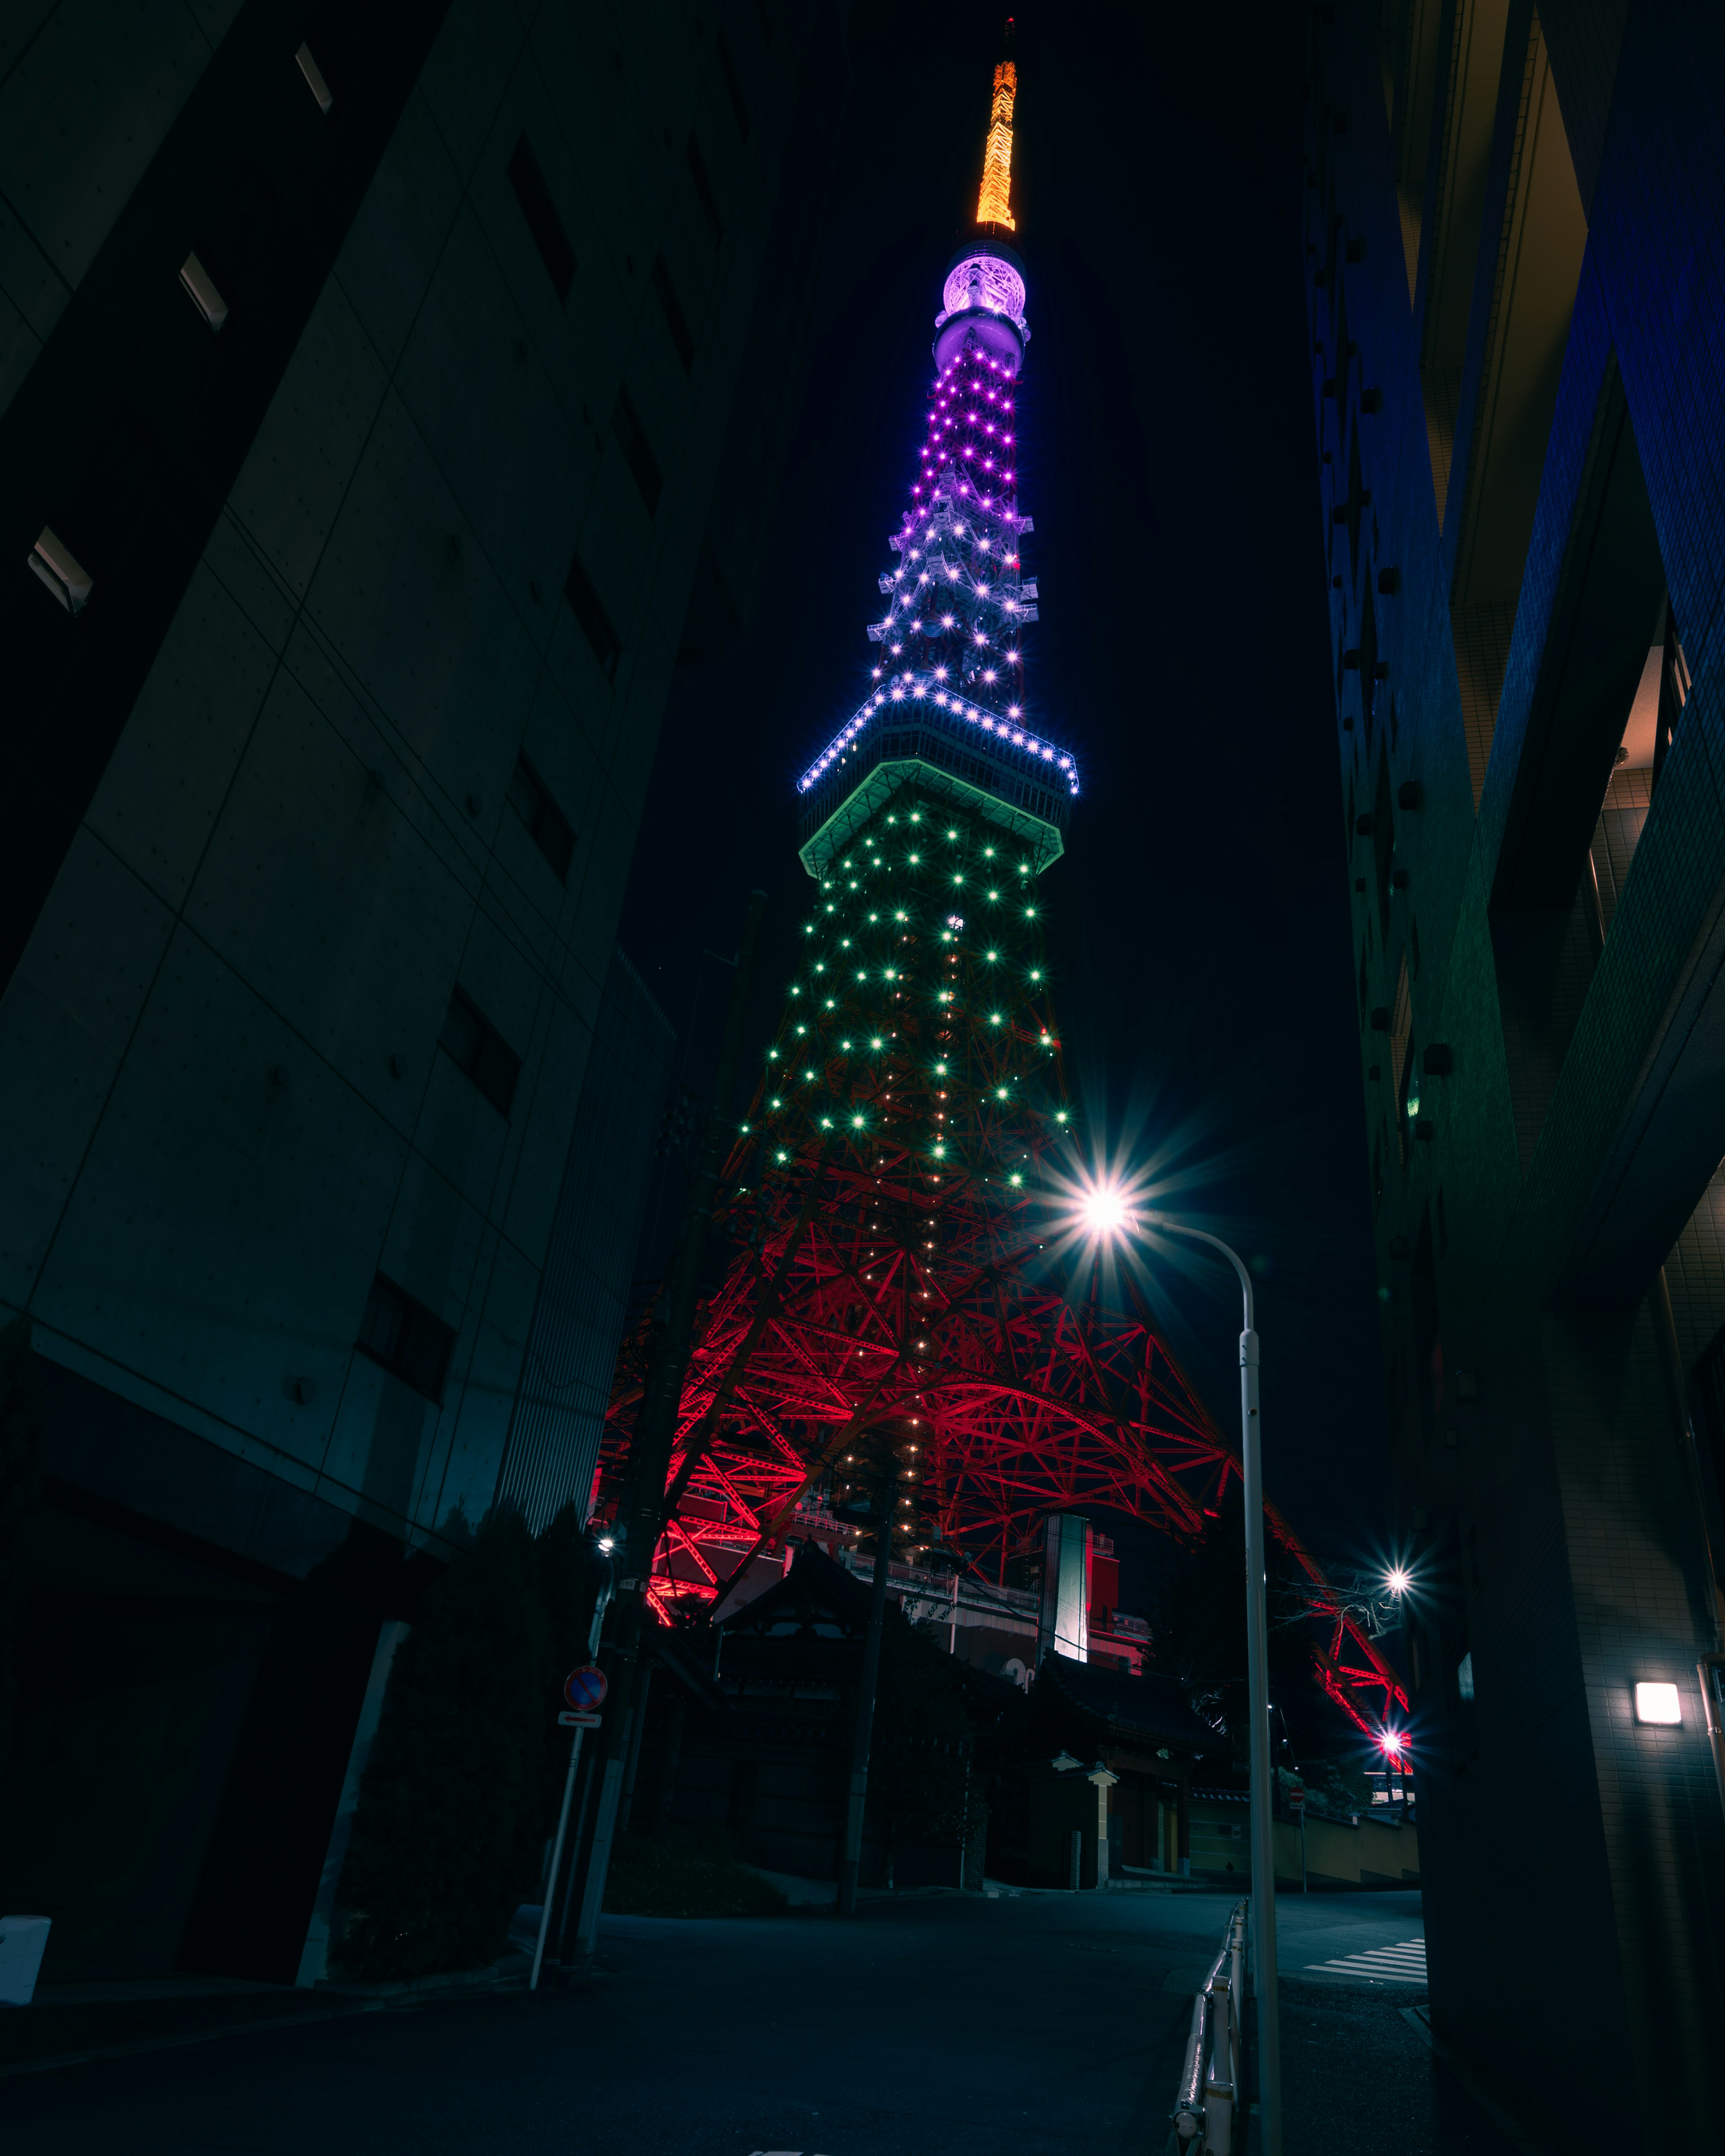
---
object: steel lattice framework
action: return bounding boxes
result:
[600,71,1406,1747]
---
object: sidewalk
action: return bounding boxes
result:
[0,1948,536,2080]
[1276,1974,1535,2153]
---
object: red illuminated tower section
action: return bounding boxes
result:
[602,52,1404,1744]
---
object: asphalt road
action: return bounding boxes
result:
[6,1886,1521,2155]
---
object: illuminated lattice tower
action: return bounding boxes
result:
[603,56,1237,1590]
[598,53,1404,1742]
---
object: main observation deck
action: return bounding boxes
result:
[796,681,1075,879]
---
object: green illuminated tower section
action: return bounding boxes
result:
[754,788,1069,1209]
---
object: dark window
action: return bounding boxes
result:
[1358,583,1379,745]
[508,132,576,303]
[357,1274,456,1403]
[1398,1035,1419,1166]
[1652,600,1693,794]
[717,31,750,138]
[612,389,663,515]
[439,986,522,1118]
[651,254,695,371]
[1372,754,1394,930]
[565,550,620,680]
[728,1755,759,1834]
[687,136,724,247]
[508,753,576,882]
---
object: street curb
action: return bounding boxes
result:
[0,2001,388,2081]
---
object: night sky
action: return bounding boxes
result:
[618,3,1389,1601]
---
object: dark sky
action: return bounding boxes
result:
[618,2,1390,1590]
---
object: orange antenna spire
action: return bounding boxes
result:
[975,23,1017,233]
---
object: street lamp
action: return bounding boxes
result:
[1077,1186,1283,2156]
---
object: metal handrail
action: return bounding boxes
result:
[1172,1900,1248,2155]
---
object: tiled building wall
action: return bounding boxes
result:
[0,0,834,1553]
[0,0,246,415]
[1308,2,1725,2138]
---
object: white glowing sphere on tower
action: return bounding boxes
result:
[941,252,1028,326]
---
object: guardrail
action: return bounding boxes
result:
[1170,1899,1247,2154]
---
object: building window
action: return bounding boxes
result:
[687,136,725,247]
[1372,753,1394,928]
[1390,955,1413,1166]
[439,987,522,1118]
[357,1274,456,1403]
[508,754,576,882]
[507,132,576,303]
[612,390,663,515]
[651,254,695,371]
[564,550,620,680]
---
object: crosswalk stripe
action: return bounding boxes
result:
[1304,1937,1427,1984]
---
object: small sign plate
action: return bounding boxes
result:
[558,1710,602,1729]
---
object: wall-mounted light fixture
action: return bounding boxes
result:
[1634,1681,1682,1725]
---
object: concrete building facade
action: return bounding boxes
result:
[0,0,843,1982]
[1308,2,1725,2137]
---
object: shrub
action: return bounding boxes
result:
[604,1829,787,1918]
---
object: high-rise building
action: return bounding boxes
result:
[0,0,845,1982]
[1307,4,1725,2135]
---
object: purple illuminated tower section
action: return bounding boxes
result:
[795,191,1076,877]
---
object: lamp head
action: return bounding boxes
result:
[1076,1180,1131,1240]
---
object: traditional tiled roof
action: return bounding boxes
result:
[718,1540,875,1641]
[1035,1651,1214,1753]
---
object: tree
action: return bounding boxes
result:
[863,1607,1028,1885]
[866,1613,975,1877]
[1147,1485,1336,1763]
[334,1506,591,1981]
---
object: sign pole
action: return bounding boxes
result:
[531,1726,586,1992]
[531,1664,609,1992]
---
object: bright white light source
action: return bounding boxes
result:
[1079,1182,1130,1238]
[1380,1730,1405,1757]
[1635,1681,1681,1725]
[1385,1567,1411,1596]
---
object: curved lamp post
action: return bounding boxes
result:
[1079,1193,1282,2156]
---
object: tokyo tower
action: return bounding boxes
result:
[603,42,1402,1741]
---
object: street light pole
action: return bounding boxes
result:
[1145,1215,1282,2156]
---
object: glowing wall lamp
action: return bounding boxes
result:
[1634,1681,1682,1725]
